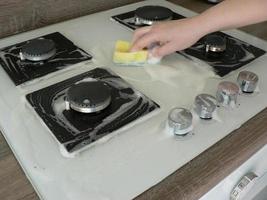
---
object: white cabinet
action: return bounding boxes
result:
[200,145,267,200]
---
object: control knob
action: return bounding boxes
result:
[237,71,259,93]
[216,81,239,108]
[194,94,217,119]
[168,107,193,136]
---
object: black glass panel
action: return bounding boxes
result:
[26,68,160,153]
[0,32,92,85]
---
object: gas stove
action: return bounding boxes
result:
[111,5,265,76]
[26,68,159,154]
[0,32,92,85]
[0,1,267,200]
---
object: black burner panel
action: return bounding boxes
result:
[182,32,266,76]
[0,32,92,85]
[112,8,265,77]
[26,68,160,153]
[135,6,173,25]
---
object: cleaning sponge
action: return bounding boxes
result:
[113,40,148,64]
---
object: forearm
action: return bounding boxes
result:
[193,0,267,36]
[131,0,267,56]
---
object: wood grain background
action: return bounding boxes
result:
[0,0,142,39]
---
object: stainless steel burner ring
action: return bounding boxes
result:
[65,81,111,114]
[20,38,56,61]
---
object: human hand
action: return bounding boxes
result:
[130,17,205,57]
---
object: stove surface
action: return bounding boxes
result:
[0,32,92,85]
[26,68,159,154]
[0,1,267,200]
[111,7,265,76]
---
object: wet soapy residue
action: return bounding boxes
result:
[91,41,217,108]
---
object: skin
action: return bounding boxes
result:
[130,0,267,57]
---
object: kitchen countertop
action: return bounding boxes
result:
[1,1,267,200]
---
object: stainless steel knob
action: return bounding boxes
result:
[194,94,217,119]
[216,81,239,107]
[168,107,193,136]
[237,71,259,93]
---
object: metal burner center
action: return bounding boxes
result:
[65,81,111,114]
[205,34,227,53]
[20,38,56,61]
[134,6,173,25]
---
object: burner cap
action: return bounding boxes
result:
[135,6,173,25]
[205,35,226,53]
[66,81,111,113]
[20,38,56,61]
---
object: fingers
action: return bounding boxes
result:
[131,26,151,45]
[131,32,158,52]
[153,42,177,57]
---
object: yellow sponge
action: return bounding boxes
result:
[115,40,131,52]
[113,40,148,64]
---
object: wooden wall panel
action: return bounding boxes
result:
[0,0,141,39]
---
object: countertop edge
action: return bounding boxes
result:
[135,106,267,200]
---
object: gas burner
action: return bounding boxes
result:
[27,68,159,153]
[65,81,111,114]
[19,38,56,62]
[0,32,92,85]
[134,6,173,25]
[205,34,226,54]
